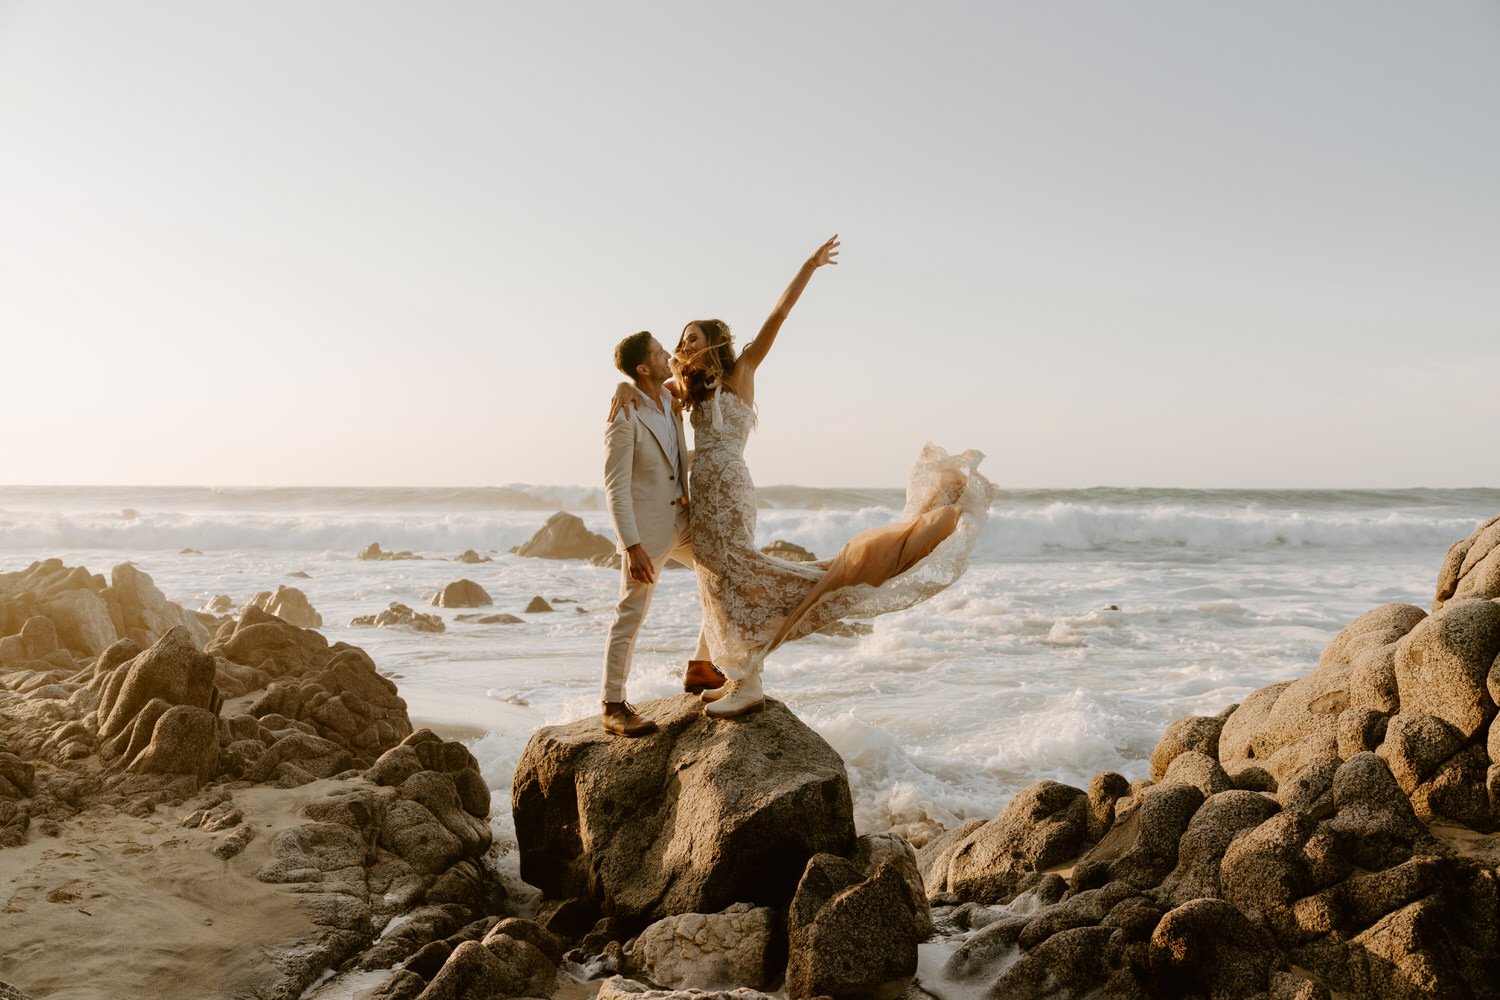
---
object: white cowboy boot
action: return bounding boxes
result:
[704,668,765,719]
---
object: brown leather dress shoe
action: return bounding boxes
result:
[602,701,658,738]
[683,659,727,694]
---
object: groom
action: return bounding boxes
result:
[601,331,723,736]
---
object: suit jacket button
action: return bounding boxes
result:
[669,474,675,480]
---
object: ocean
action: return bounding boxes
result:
[2,484,1496,852]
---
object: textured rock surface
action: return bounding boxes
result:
[431,580,492,609]
[760,540,817,562]
[512,696,854,919]
[0,560,504,1000]
[786,854,920,1000]
[0,559,210,656]
[95,628,222,786]
[512,511,616,561]
[244,585,323,629]
[918,780,1089,903]
[359,542,422,561]
[905,514,1500,1000]
[629,904,775,991]
[1434,514,1500,611]
[597,977,777,1000]
[209,608,412,767]
[351,602,446,633]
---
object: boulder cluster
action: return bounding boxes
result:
[479,698,931,1000]
[6,515,1500,1000]
[0,559,211,657]
[0,565,499,999]
[478,515,1500,1000]
[899,513,1500,1000]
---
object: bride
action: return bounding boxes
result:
[613,236,994,718]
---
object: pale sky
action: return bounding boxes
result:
[2,1,1496,488]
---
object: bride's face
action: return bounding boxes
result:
[680,324,707,357]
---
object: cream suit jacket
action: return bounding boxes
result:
[603,395,691,554]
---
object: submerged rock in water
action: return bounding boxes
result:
[761,539,817,562]
[432,579,493,609]
[351,602,446,633]
[513,511,616,562]
[359,542,422,561]
[455,612,523,625]
[512,696,855,920]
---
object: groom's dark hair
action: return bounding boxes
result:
[615,331,653,380]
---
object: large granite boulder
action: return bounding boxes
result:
[786,854,920,1000]
[512,696,854,920]
[0,559,209,656]
[1149,715,1225,782]
[1434,514,1500,612]
[432,580,492,609]
[1149,897,1277,998]
[596,978,777,1000]
[512,512,616,562]
[250,644,412,768]
[94,627,222,786]
[1079,781,1204,891]
[1155,790,1282,907]
[108,562,214,649]
[244,585,323,629]
[917,780,1089,904]
[628,904,775,991]
[207,608,413,768]
[1391,598,1500,740]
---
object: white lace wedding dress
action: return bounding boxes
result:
[688,387,995,678]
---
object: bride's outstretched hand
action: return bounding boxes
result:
[810,234,840,268]
[606,381,640,422]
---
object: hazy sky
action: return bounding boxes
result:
[2,1,1496,488]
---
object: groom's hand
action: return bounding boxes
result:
[625,544,656,584]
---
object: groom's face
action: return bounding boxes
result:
[639,338,672,383]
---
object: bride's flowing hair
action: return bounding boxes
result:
[673,319,738,409]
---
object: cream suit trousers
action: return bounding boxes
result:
[601,506,711,703]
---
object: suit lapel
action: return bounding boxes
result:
[633,388,674,466]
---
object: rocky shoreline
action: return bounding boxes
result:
[0,513,1498,998]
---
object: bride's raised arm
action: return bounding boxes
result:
[733,234,840,378]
